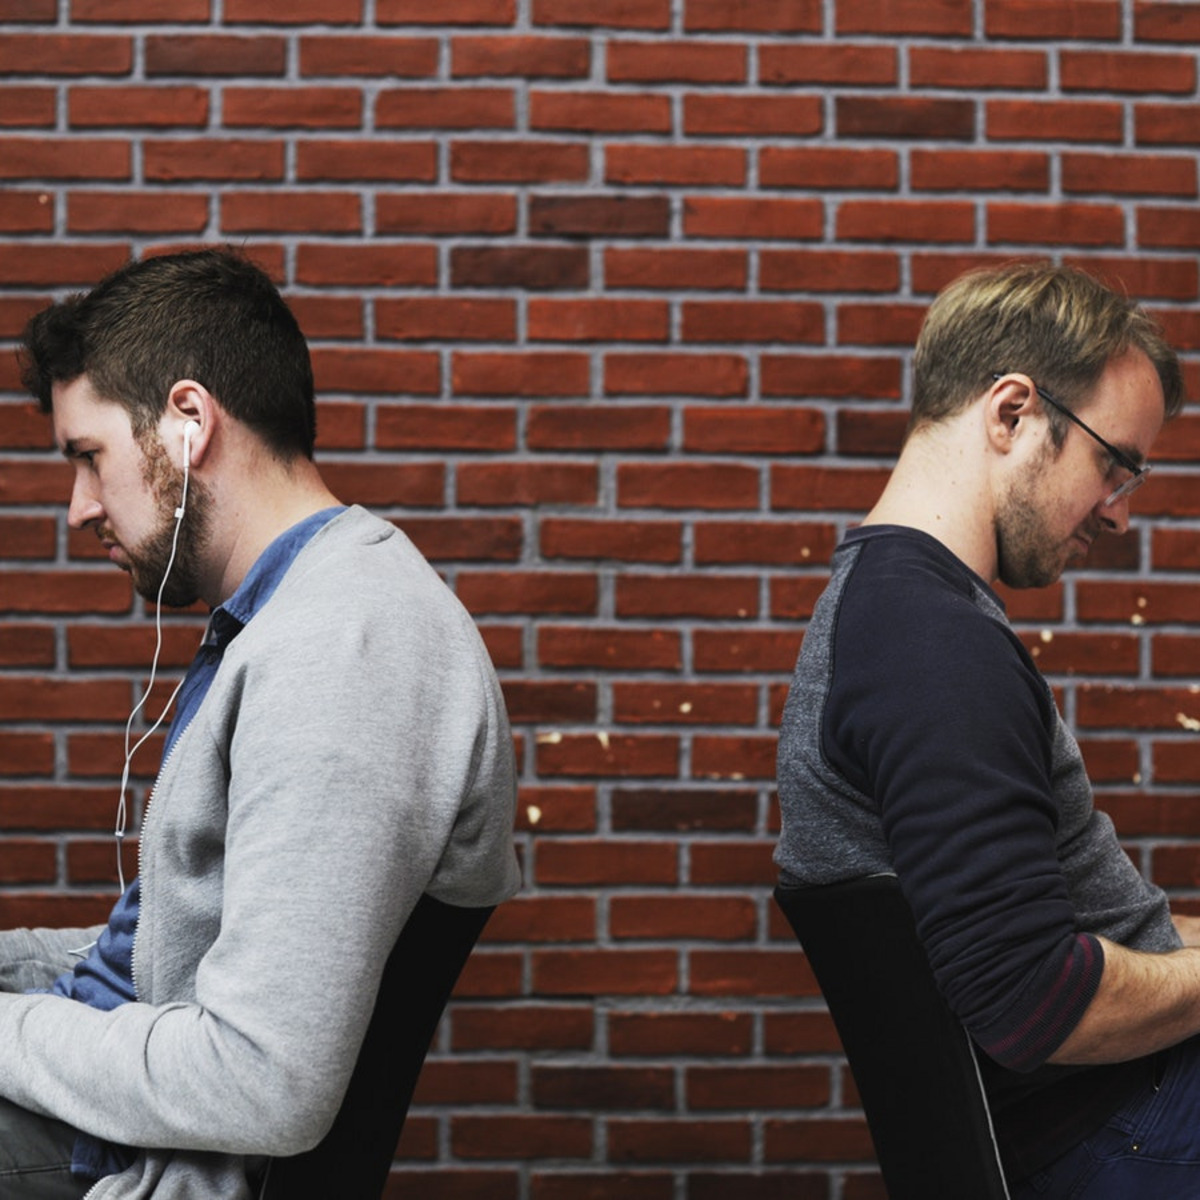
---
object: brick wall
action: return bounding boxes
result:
[1,1,1199,1196]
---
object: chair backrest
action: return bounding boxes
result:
[260,894,494,1200]
[774,874,1010,1200]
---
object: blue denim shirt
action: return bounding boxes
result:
[54,507,344,1182]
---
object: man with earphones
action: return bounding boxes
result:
[3,247,521,1198]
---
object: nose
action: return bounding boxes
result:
[67,472,104,530]
[1098,493,1130,536]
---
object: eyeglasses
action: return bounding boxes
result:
[991,373,1150,508]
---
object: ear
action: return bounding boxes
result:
[161,380,215,470]
[984,373,1038,458]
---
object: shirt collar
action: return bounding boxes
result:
[205,506,345,648]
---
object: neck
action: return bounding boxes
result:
[202,455,342,607]
[863,420,1000,582]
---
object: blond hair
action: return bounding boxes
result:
[910,262,1183,441]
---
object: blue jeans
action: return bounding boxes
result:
[1012,1037,1200,1199]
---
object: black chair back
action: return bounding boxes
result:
[261,894,494,1199]
[774,874,1009,1200]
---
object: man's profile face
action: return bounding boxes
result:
[51,375,211,607]
[994,350,1165,590]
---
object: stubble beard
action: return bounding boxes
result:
[115,436,213,608]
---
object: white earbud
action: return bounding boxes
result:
[183,420,200,464]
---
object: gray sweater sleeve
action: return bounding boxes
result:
[0,511,519,1158]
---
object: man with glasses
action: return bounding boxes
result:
[776,262,1198,1199]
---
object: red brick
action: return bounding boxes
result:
[610,788,758,833]
[0,139,130,182]
[73,0,208,16]
[533,0,670,29]
[685,0,821,32]
[295,243,437,286]
[224,0,364,20]
[375,298,517,342]
[759,147,899,191]
[67,191,208,235]
[684,197,822,240]
[765,1117,875,1162]
[317,462,444,506]
[609,1009,754,1055]
[607,39,745,83]
[911,149,1049,192]
[537,627,682,671]
[614,894,758,940]
[535,840,677,885]
[529,194,670,238]
[377,193,517,235]
[616,574,759,619]
[0,515,54,558]
[837,95,973,139]
[299,34,438,77]
[1136,103,1200,147]
[456,571,598,615]
[605,353,748,398]
[540,518,681,564]
[311,348,440,395]
[772,465,890,512]
[838,200,974,243]
[144,139,285,182]
[618,464,759,511]
[0,86,56,127]
[837,302,926,346]
[692,734,776,780]
[0,0,55,16]
[1136,2,1200,42]
[532,1064,675,1109]
[693,519,836,565]
[1062,153,1196,197]
[690,1172,828,1200]
[295,140,437,181]
[222,191,362,234]
[222,87,363,128]
[527,408,673,453]
[836,409,908,457]
[684,94,822,137]
[608,1118,752,1162]
[453,35,590,77]
[909,45,1047,88]
[377,0,514,20]
[759,251,901,294]
[989,202,1126,247]
[760,43,896,85]
[457,462,598,504]
[400,516,523,562]
[145,34,287,76]
[604,247,747,290]
[988,99,1124,142]
[531,1172,673,1200]
[985,0,1122,39]
[452,352,590,397]
[531,90,671,133]
[612,682,758,725]
[1139,206,1200,250]
[0,35,132,75]
[452,1114,593,1159]
[452,1005,594,1051]
[484,894,596,942]
[535,734,680,778]
[0,191,53,234]
[528,298,669,342]
[682,301,824,345]
[452,139,589,182]
[451,246,589,290]
[607,145,746,187]
[0,733,54,775]
[684,407,825,455]
[377,88,515,130]
[532,949,678,995]
[687,1064,829,1109]
[1062,49,1195,93]
[70,85,210,128]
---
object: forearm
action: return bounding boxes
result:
[1050,936,1200,1065]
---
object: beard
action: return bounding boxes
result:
[994,448,1092,590]
[104,436,213,607]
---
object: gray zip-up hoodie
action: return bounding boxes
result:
[0,507,521,1198]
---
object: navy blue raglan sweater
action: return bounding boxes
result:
[775,525,1178,1180]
